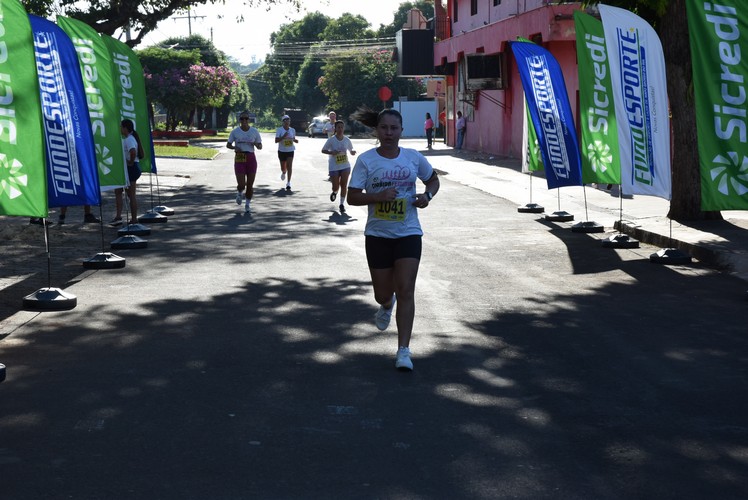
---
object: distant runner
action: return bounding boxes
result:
[321,120,356,213]
[226,112,263,213]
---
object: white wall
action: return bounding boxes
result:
[393,100,438,138]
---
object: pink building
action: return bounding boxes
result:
[432,0,582,158]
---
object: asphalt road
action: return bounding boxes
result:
[0,135,747,499]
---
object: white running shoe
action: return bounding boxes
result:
[395,347,413,371]
[281,172,286,181]
[375,294,396,331]
[245,201,251,213]
[235,192,242,204]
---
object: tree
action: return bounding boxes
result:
[265,12,332,108]
[246,67,275,116]
[582,0,714,221]
[144,60,237,130]
[377,1,435,37]
[294,56,327,117]
[320,13,375,41]
[140,36,245,130]
[139,46,201,129]
[320,48,424,123]
[23,0,301,48]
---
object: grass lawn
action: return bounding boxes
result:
[153,127,273,159]
[154,144,220,160]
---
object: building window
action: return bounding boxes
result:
[465,52,508,90]
[493,0,501,6]
[471,0,478,16]
[453,0,458,22]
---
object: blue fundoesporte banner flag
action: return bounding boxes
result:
[29,14,100,208]
[510,40,582,189]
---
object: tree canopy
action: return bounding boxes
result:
[256,5,431,121]
[139,35,245,130]
[23,0,301,47]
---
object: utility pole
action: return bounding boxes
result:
[173,8,206,36]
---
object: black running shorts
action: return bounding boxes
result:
[365,235,422,269]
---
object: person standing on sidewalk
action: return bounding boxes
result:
[109,119,141,226]
[275,114,298,192]
[348,107,440,372]
[322,120,356,213]
[31,205,99,225]
[439,109,446,143]
[424,112,434,149]
[58,205,100,225]
[227,112,263,213]
[456,110,466,150]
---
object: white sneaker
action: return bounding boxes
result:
[395,347,413,371]
[245,201,251,213]
[374,294,396,331]
[235,192,242,204]
[281,172,286,181]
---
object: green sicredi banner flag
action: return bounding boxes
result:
[574,10,621,185]
[686,0,748,210]
[0,0,46,217]
[57,16,125,191]
[523,101,543,173]
[517,38,543,174]
[102,34,154,174]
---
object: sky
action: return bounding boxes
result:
[134,0,409,64]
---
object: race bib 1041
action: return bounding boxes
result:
[374,198,408,221]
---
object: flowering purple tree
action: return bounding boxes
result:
[146,63,239,131]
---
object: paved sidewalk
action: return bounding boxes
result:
[417,140,748,284]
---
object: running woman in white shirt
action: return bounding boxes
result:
[348,108,440,372]
[226,113,263,213]
[321,120,356,213]
[322,111,336,138]
[275,114,298,191]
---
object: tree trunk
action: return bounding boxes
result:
[216,107,230,129]
[660,0,722,221]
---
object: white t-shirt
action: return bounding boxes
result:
[275,127,297,152]
[228,126,262,152]
[349,147,434,238]
[123,134,137,164]
[322,135,354,171]
[323,122,335,138]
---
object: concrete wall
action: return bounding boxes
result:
[393,100,439,138]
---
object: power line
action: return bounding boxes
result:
[271,37,396,61]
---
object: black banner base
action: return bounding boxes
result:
[517,203,544,214]
[22,287,77,311]
[601,234,640,249]
[111,235,148,250]
[649,248,692,265]
[571,221,604,233]
[82,252,127,269]
[545,211,574,222]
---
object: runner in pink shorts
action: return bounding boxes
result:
[227,113,263,213]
